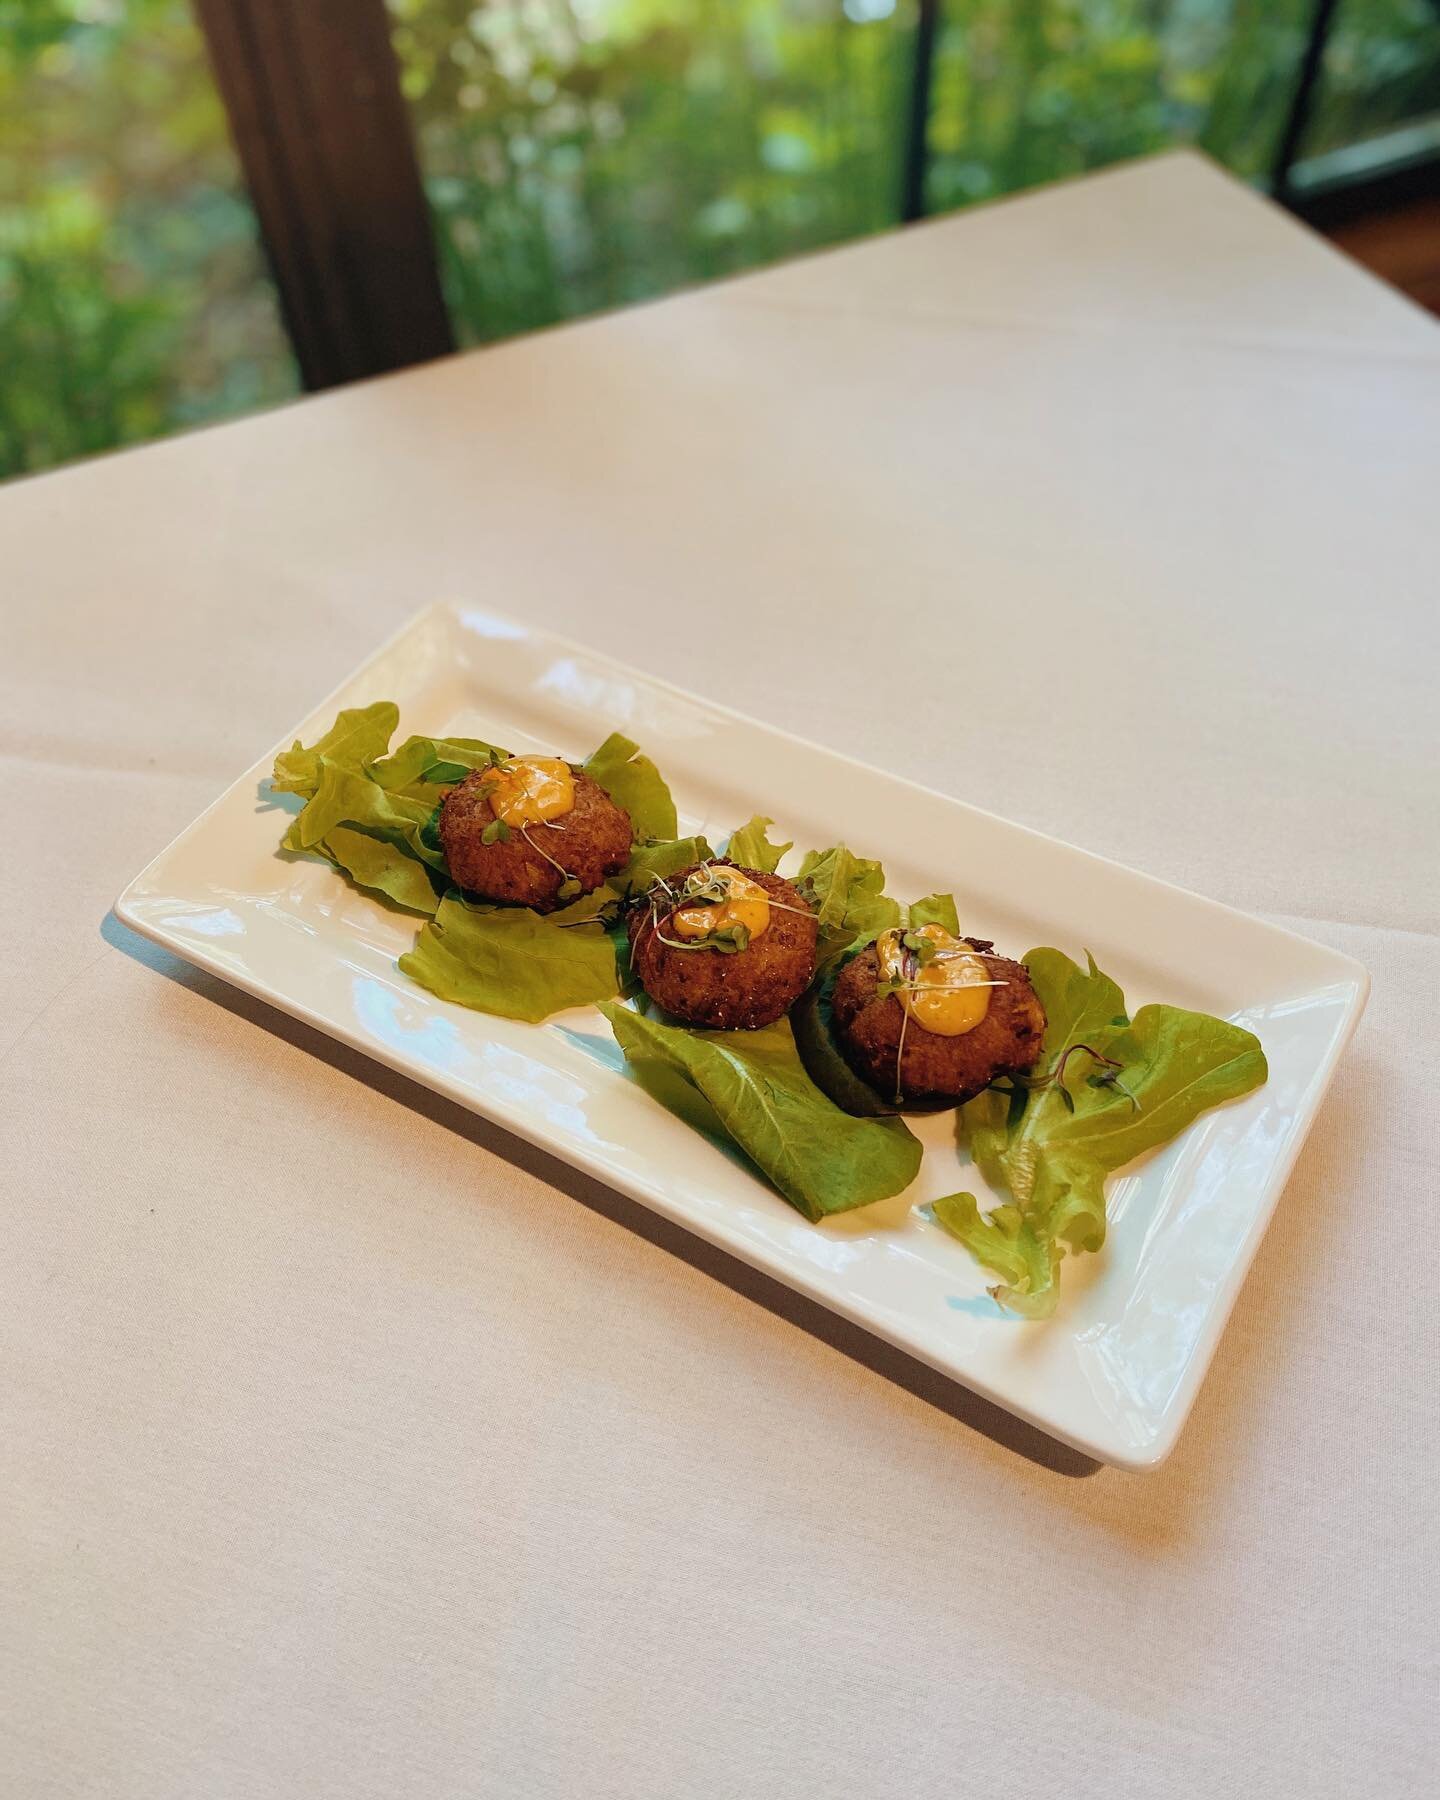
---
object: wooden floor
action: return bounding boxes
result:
[1326,199,1440,316]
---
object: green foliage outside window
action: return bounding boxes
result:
[394,0,1440,345]
[0,0,295,480]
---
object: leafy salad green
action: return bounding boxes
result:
[399,889,622,1022]
[600,1003,921,1221]
[932,948,1267,1316]
[582,732,677,840]
[724,815,791,874]
[274,703,1268,1309]
[277,708,678,1016]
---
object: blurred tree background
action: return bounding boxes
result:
[0,0,295,477]
[2,0,1437,480]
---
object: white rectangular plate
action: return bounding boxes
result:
[116,603,1367,1469]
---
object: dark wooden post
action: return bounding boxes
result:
[194,0,455,389]
[900,1,942,223]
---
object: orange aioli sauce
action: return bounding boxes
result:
[482,756,575,827]
[671,866,772,943]
[877,922,992,1036]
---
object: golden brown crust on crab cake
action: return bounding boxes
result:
[830,940,1046,1107]
[438,766,632,912]
[627,860,818,1030]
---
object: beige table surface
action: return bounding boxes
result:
[3,151,1437,1798]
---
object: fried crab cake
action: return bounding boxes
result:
[439,756,631,912]
[627,859,818,1030]
[830,927,1046,1107]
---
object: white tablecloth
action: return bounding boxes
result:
[3,152,1436,1798]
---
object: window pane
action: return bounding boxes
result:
[1305,0,1440,161]
[928,1,1327,206]
[0,0,297,482]
[398,1,1440,353]
[391,0,918,346]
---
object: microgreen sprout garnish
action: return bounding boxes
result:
[651,922,751,955]
[872,930,1006,1004]
[634,860,805,956]
[481,817,511,845]
[518,820,582,896]
[1030,1042,1141,1114]
[876,980,1010,997]
[670,862,812,918]
[894,1003,910,1105]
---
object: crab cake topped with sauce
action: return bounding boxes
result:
[628,859,818,1031]
[830,924,1045,1108]
[439,754,631,912]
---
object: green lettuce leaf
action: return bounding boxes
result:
[1028,947,1131,1073]
[285,759,448,871]
[369,734,507,795]
[274,706,444,910]
[796,844,901,959]
[725,816,792,874]
[583,732,677,840]
[320,825,442,915]
[614,835,713,896]
[930,1195,1062,1321]
[271,702,399,798]
[906,892,960,933]
[962,947,1129,1191]
[934,947,1268,1317]
[790,953,900,1119]
[400,892,620,1022]
[600,1003,922,1221]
